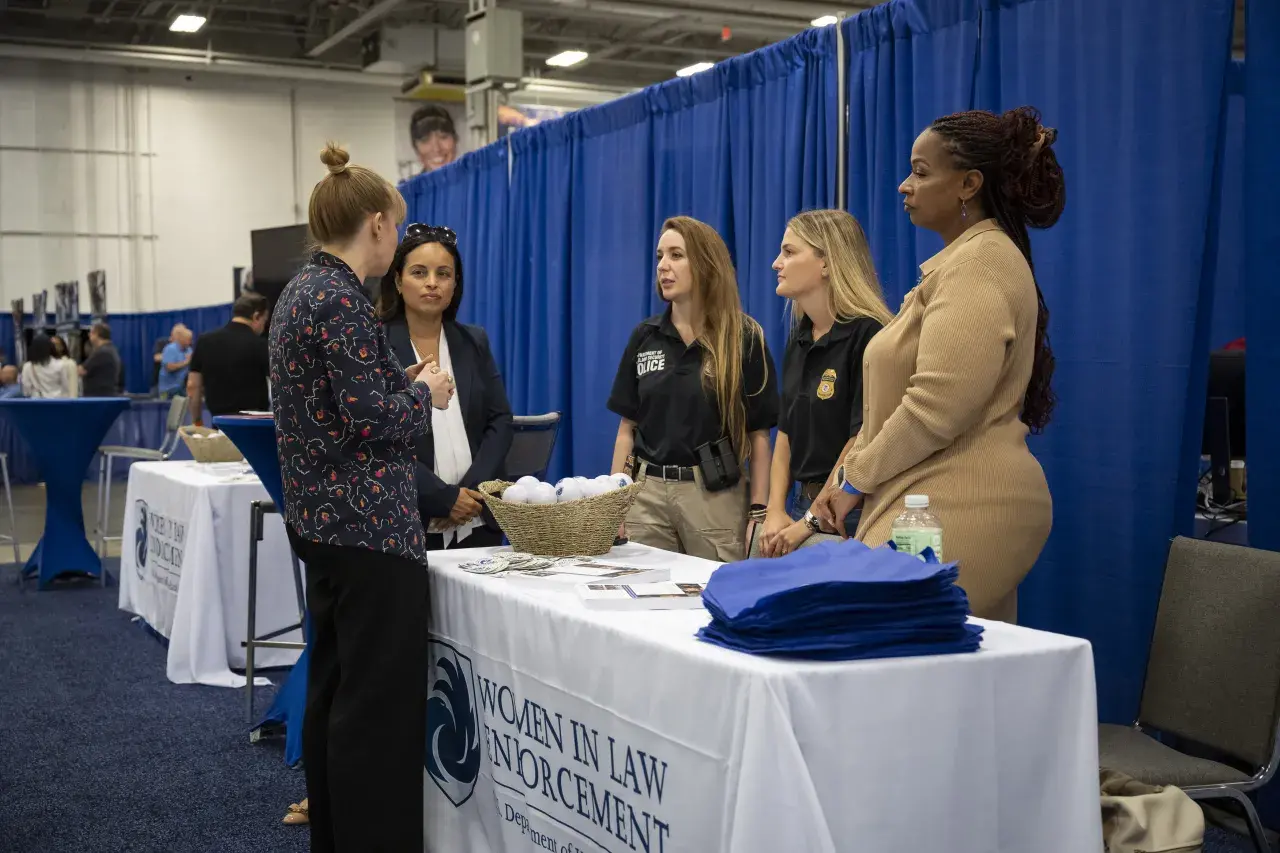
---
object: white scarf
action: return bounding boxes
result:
[413,334,479,547]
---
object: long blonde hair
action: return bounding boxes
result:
[786,209,893,327]
[659,216,767,461]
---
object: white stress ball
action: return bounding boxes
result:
[555,477,576,490]
[502,484,529,504]
[530,483,558,505]
[574,476,590,486]
[516,475,540,490]
[580,479,607,498]
[593,475,619,493]
[555,480,584,503]
[611,473,634,488]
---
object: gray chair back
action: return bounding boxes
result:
[504,413,561,481]
[161,395,190,454]
[1139,536,1280,770]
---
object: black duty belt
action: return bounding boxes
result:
[639,460,697,483]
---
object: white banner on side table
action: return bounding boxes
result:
[425,634,725,853]
[119,467,204,639]
[118,461,302,687]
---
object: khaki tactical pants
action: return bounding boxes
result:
[625,462,747,563]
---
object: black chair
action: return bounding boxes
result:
[504,413,561,482]
[1098,536,1280,853]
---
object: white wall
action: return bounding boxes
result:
[0,58,403,313]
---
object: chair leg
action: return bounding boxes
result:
[1219,788,1273,853]
[101,455,114,587]
[95,454,107,559]
[1,454,17,567]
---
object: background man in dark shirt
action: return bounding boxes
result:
[188,292,270,425]
[80,323,123,397]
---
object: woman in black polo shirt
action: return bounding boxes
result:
[608,216,779,562]
[759,209,893,558]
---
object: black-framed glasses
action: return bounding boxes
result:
[404,223,457,246]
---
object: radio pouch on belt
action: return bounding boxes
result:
[694,437,740,493]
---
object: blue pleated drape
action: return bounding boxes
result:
[844,0,983,303]
[1208,61,1246,350]
[505,122,575,480]
[566,94,655,479]
[1245,0,1280,555]
[969,0,1236,722]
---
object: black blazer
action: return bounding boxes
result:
[384,317,514,529]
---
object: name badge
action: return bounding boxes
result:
[816,368,836,400]
[636,349,666,378]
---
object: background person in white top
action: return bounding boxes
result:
[20,334,74,398]
[380,223,513,549]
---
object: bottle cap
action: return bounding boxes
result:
[904,495,929,509]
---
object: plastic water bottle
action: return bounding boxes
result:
[891,495,943,561]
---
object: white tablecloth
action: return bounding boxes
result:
[425,544,1101,853]
[117,461,302,687]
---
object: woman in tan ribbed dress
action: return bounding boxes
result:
[812,107,1065,622]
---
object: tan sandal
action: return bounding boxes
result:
[283,798,309,825]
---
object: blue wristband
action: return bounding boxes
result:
[841,479,860,495]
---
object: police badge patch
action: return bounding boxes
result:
[816,368,837,400]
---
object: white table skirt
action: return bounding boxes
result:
[117,460,302,687]
[424,544,1102,853]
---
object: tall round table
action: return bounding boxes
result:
[0,397,132,587]
[214,414,308,765]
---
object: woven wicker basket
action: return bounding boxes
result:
[479,480,643,557]
[179,426,246,463]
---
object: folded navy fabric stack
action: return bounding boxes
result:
[698,539,982,661]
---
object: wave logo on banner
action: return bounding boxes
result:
[426,639,482,807]
[134,499,149,579]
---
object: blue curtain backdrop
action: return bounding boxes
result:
[567,94,655,479]
[504,121,576,480]
[1208,61,1246,349]
[1245,0,1280,555]
[844,0,983,303]
[968,0,1236,722]
[0,304,233,394]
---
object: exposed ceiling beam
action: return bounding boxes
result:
[307,0,406,57]
[528,31,746,60]
[0,38,406,86]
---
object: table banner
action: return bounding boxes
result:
[119,464,205,639]
[425,632,727,853]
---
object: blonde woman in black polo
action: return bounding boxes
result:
[608,216,779,562]
[759,209,893,558]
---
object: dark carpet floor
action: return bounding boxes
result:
[0,564,1264,853]
[0,566,309,853]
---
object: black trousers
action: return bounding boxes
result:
[288,531,429,853]
[425,524,504,551]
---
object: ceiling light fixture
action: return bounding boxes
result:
[676,62,714,78]
[169,14,207,33]
[811,15,838,26]
[545,50,589,68]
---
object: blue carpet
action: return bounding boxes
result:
[1206,825,1268,852]
[0,567,308,853]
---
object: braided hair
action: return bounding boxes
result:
[930,106,1065,433]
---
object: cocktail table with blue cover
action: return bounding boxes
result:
[214,414,308,765]
[0,397,131,587]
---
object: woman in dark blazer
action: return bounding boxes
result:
[380,223,513,549]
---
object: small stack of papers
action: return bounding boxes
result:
[698,539,981,661]
[577,581,705,611]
